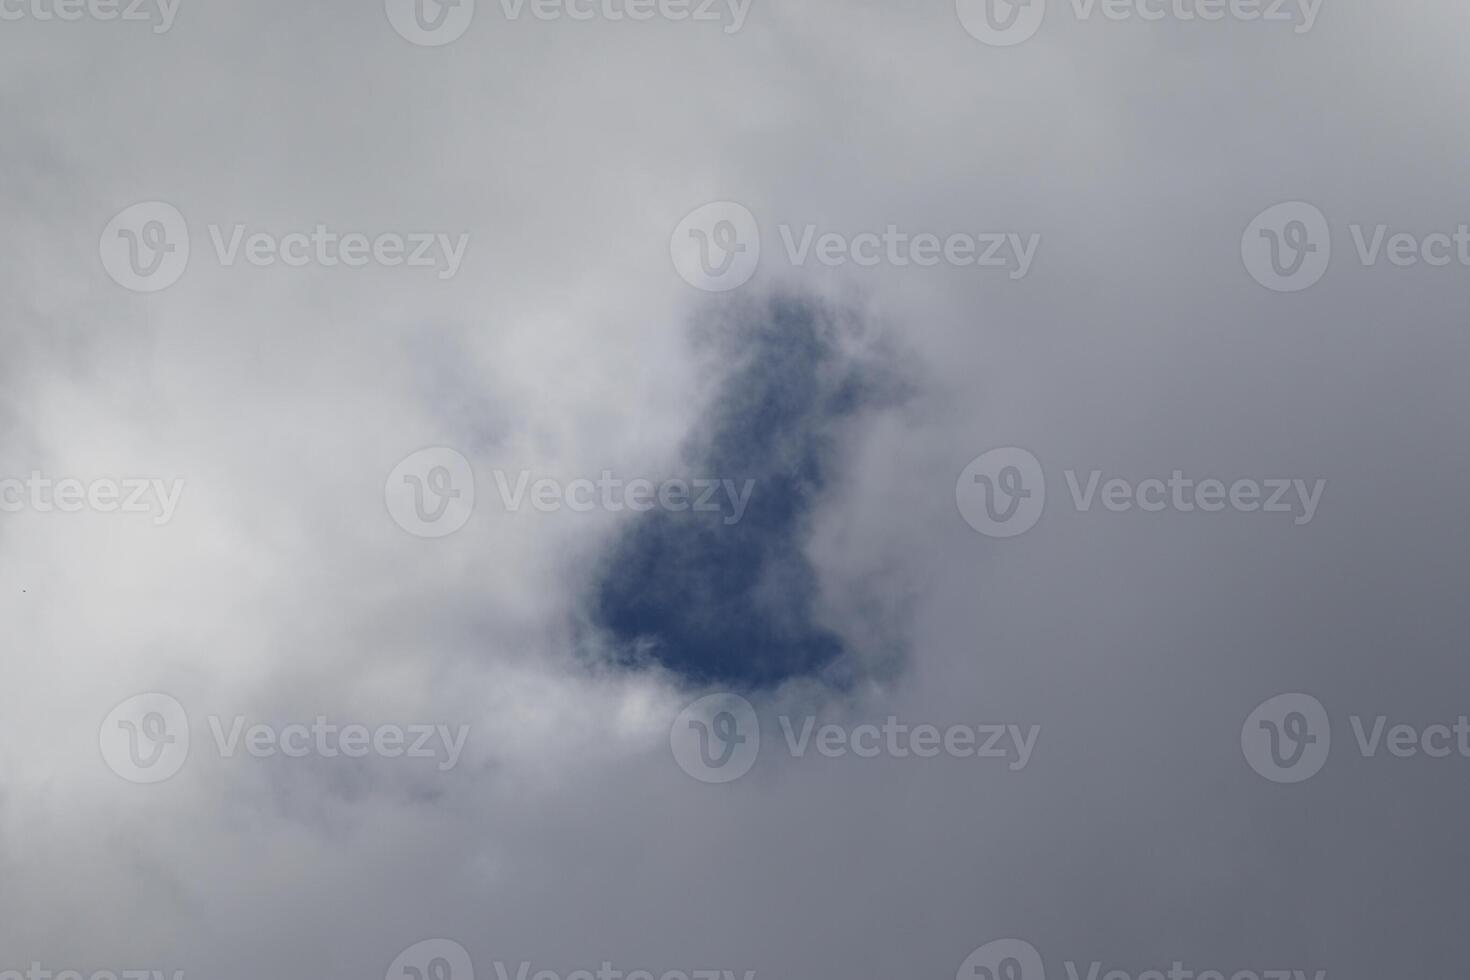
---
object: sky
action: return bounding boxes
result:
[2,1,1470,978]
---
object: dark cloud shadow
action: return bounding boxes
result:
[584,290,912,690]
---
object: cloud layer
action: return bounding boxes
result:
[3,2,1470,980]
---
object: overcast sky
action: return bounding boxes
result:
[3,1,1470,978]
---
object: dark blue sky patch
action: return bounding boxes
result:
[588,292,908,690]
